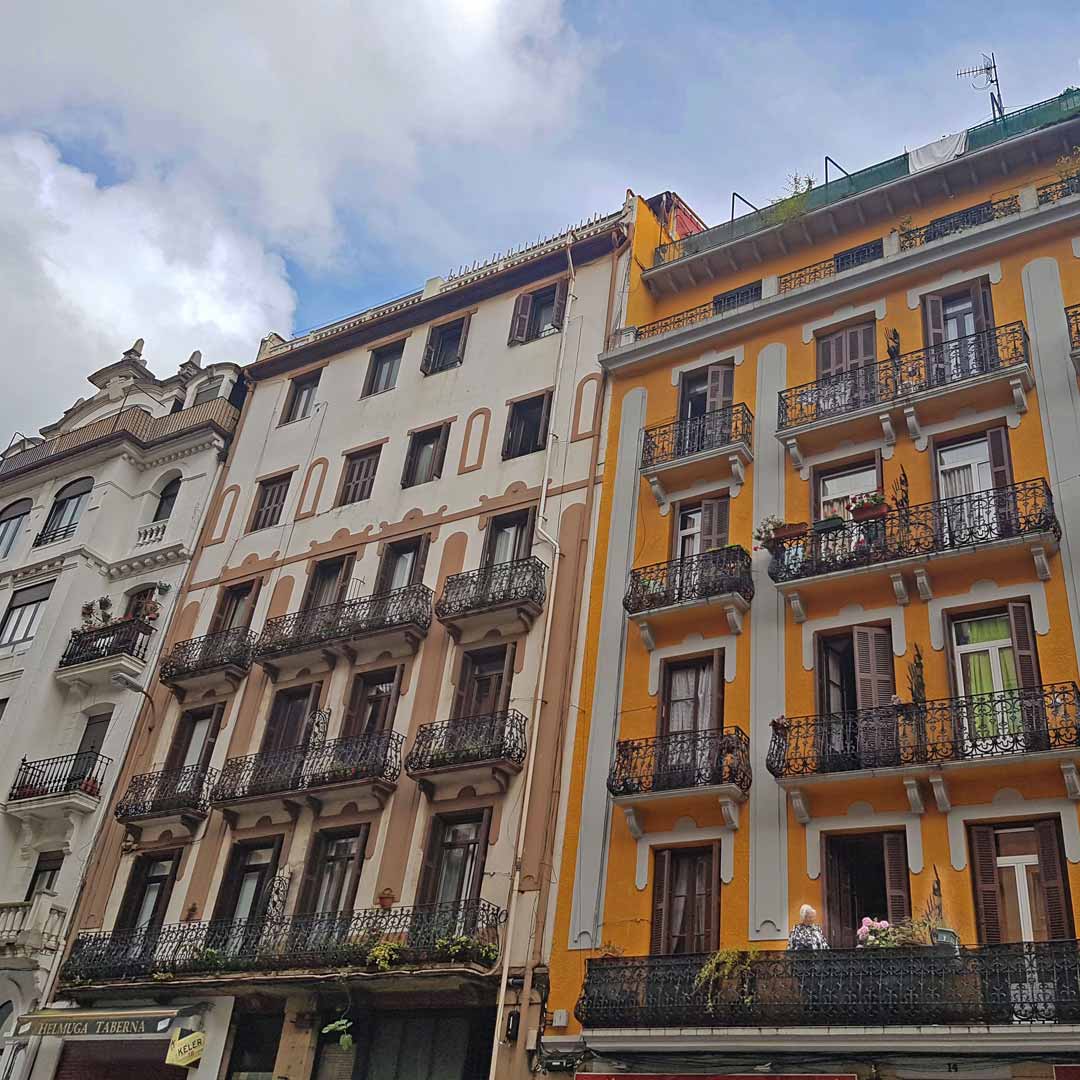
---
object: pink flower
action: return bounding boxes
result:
[861,917,872,927]
[880,921,889,929]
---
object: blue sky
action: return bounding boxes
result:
[0,0,1078,434]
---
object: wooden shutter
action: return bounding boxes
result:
[1034,818,1074,940]
[416,816,445,905]
[986,427,1013,489]
[212,845,246,921]
[199,704,224,769]
[433,425,450,479]
[497,643,516,712]
[552,280,569,329]
[342,675,367,740]
[824,837,853,948]
[706,364,734,412]
[420,326,437,375]
[922,293,946,346]
[882,832,912,924]
[700,497,730,551]
[456,316,471,364]
[297,832,327,915]
[452,653,475,719]
[400,435,419,488]
[519,506,537,559]
[535,392,553,452]
[342,449,379,505]
[1007,601,1041,688]
[470,807,493,899]
[707,841,721,950]
[650,849,672,954]
[411,534,431,585]
[501,406,518,459]
[508,294,532,345]
[115,857,152,930]
[343,823,370,912]
[969,823,1003,944]
[978,281,995,329]
[253,477,287,530]
[853,625,895,708]
[816,330,845,378]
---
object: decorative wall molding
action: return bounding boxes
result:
[669,346,744,386]
[906,262,1002,309]
[647,632,738,692]
[801,298,887,344]
[634,815,737,888]
[805,802,925,879]
[801,603,907,670]
[927,578,1049,650]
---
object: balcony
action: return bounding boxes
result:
[434,557,547,642]
[767,684,1080,809]
[159,627,257,697]
[115,765,219,835]
[1037,170,1080,206]
[631,282,764,343]
[254,583,433,675]
[777,238,884,293]
[623,547,754,649]
[210,729,404,814]
[1068,304,1080,376]
[574,943,1080,1040]
[639,404,753,508]
[5,752,110,826]
[405,710,528,797]
[777,323,1032,460]
[134,520,168,547]
[61,899,502,987]
[0,894,67,961]
[767,481,1059,612]
[33,522,79,548]
[55,617,154,690]
[899,195,1021,250]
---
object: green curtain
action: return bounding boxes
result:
[957,617,1020,737]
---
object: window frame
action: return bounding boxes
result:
[421,317,469,375]
[363,341,405,397]
[338,446,381,506]
[812,456,881,522]
[658,652,724,735]
[248,473,292,532]
[0,499,31,559]
[502,392,552,460]
[152,477,181,523]
[507,280,569,346]
[298,825,370,915]
[401,425,450,488]
[25,850,64,902]
[0,580,53,646]
[416,808,493,906]
[280,371,321,425]
[191,377,224,406]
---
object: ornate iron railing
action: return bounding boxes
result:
[115,765,220,820]
[1067,304,1080,353]
[159,627,257,683]
[211,729,403,803]
[255,583,433,660]
[633,283,764,342]
[777,239,884,293]
[624,547,754,614]
[58,617,154,669]
[1037,172,1080,206]
[641,404,753,469]
[575,942,1080,1028]
[61,899,503,983]
[607,727,751,798]
[405,710,528,775]
[778,322,1030,429]
[767,682,1080,778]
[33,522,79,547]
[899,195,1021,250]
[767,480,1058,584]
[9,752,110,801]
[435,557,547,621]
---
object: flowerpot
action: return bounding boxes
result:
[851,504,887,521]
[813,516,845,534]
[772,522,808,541]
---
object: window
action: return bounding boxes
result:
[421,317,469,375]
[935,429,1012,543]
[651,845,719,955]
[0,499,31,558]
[338,447,380,506]
[213,838,283,923]
[153,477,181,522]
[249,474,291,531]
[262,684,322,753]
[363,342,404,396]
[674,497,728,559]
[281,371,320,424]
[192,377,223,405]
[417,809,492,905]
[922,280,995,383]
[208,579,261,634]
[453,645,515,718]
[164,704,223,774]
[300,827,369,915]
[303,554,355,610]
[0,580,53,646]
[660,656,722,735]
[25,851,63,901]
[401,425,450,487]
[503,393,551,459]
[115,851,180,930]
[124,586,156,619]
[71,710,111,784]
[679,363,733,422]
[824,831,910,948]
[712,280,762,317]
[343,668,400,738]
[969,819,1073,943]
[508,281,568,345]
[816,461,878,521]
[816,322,876,380]
[483,509,534,566]
[375,535,429,593]
[36,476,92,545]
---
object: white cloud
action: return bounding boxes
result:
[0,133,295,437]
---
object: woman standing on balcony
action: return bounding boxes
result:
[788,904,829,950]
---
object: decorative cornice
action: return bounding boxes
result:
[105,542,190,580]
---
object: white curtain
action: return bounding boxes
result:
[669,856,691,953]
[668,668,697,733]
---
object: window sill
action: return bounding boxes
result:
[277,415,313,429]
[421,361,463,377]
[517,327,562,346]
[246,522,285,534]
[502,448,544,461]
[360,387,397,400]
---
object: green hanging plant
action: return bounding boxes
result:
[693,948,758,1012]
[321,1016,354,1051]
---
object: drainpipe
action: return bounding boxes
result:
[488,240,576,1079]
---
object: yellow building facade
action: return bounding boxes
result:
[547,90,1080,1077]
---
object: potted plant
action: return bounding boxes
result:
[80,777,101,797]
[849,491,887,521]
[813,514,845,534]
[753,515,808,552]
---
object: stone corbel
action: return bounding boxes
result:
[878,413,896,457]
[635,618,656,652]
[623,807,644,839]
[789,788,810,825]
[1061,761,1080,801]
[903,405,926,450]
[646,474,669,514]
[728,455,745,498]
[783,436,804,471]
[788,592,806,624]
[1009,376,1029,416]
[928,772,951,813]
[914,568,933,601]
[890,573,909,606]
[903,777,925,815]
[1031,545,1052,582]
[718,796,740,830]
[723,604,744,636]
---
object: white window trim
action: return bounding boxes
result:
[800,298,886,344]
[800,603,906,671]
[648,633,737,691]
[928,579,1049,651]
[905,261,1002,309]
[668,347,743,387]
[633,815,736,888]
[804,801,924,880]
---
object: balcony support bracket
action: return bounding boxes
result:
[904,406,925,449]
[879,413,896,454]
[623,807,644,840]
[914,568,933,601]
[788,592,807,624]
[718,796,740,830]
[1032,545,1052,582]
[890,573,909,606]
[903,778,925,815]
[281,799,303,824]
[122,822,143,845]
[1061,761,1080,801]
[634,617,656,652]
[728,455,745,498]
[261,661,280,684]
[783,437,804,471]
[646,474,669,514]
[320,649,338,672]
[1010,376,1029,415]
[789,788,810,825]
[723,603,744,636]
[928,773,951,813]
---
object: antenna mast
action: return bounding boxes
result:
[957,52,1004,120]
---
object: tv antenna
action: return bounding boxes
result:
[957,52,1004,120]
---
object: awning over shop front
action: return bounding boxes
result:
[11,1005,200,1039]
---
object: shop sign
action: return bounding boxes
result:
[166,1028,206,1067]
[14,1013,177,1038]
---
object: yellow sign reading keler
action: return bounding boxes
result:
[165,1027,205,1068]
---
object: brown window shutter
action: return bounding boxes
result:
[519,506,538,559]
[552,280,569,329]
[1007,601,1042,688]
[207,589,232,635]
[708,841,721,951]
[502,407,517,459]
[452,653,475,719]
[922,293,946,347]
[497,643,516,712]
[456,315,471,364]
[1034,818,1074,940]
[336,554,356,603]
[240,577,262,629]
[412,534,431,585]
[706,363,734,412]
[943,613,961,697]
[198,704,224,770]
[401,435,419,488]
[650,848,672,954]
[969,823,1004,944]
[882,831,912,924]
[212,845,246,921]
[699,497,730,551]
[470,807,494,899]
[853,624,895,708]
[979,281,995,329]
[824,837,852,946]
[535,391,553,452]
[848,323,876,366]
[508,293,532,345]
[115,857,151,930]
[297,832,326,915]
[344,823,370,911]
[986,426,1013,489]
[420,326,437,375]
[816,330,845,378]
[433,425,450,479]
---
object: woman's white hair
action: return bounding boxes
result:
[799,903,816,921]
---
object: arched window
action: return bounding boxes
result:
[0,1000,12,1035]
[36,477,93,546]
[0,498,31,558]
[192,377,223,406]
[153,478,181,523]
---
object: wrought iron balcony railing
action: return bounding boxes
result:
[33,522,79,547]
[767,480,1058,584]
[640,404,753,469]
[777,238,884,293]
[575,942,1080,1028]
[435,557,547,621]
[58,617,154,669]
[61,898,503,984]
[115,765,220,820]
[624,547,754,614]
[1037,171,1080,206]
[777,322,1030,430]
[767,682,1080,778]
[255,583,433,661]
[1068,304,1080,353]
[607,727,751,798]
[899,195,1021,250]
[210,729,403,803]
[633,282,763,342]
[405,710,528,775]
[159,627,257,684]
[9,751,110,801]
